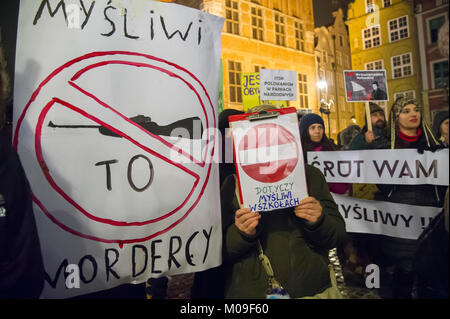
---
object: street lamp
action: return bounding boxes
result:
[317,80,332,138]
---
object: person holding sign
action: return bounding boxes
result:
[299,113,350,195]
[374,97,445,299]
[221,107,346,299]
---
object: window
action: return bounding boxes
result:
[274,13,286,46]
[336,52,342,66]
[383,0,392,8]
[228,61,242,103]
[428,16,446,44]
[339,35,344,47]
[254,65,266,73]
[366,0,375,13]
[389,16,409,42]
[323,51,328,64]
[365,59,384,70]
[294,21,305,51]
[251,7,264,41]
[225,0,239,35]
[432,60,449,89]
[394,90,415,101]
[363,25,381,49]
[391,53,413,78]
[298,73,309,108]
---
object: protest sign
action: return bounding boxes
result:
[260,69,297,101]
[307,149,449,186]
[333,194,442,240]
[13,0,223,298]
[344,70,388,102]
[229,107,308,212]
[240,72,287,111]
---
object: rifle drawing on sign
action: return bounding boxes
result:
[48,115,204,139]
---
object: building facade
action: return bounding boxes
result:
[315,9,354,140]
[415,0,449,122]
[346,0,423,124]
[175,0,319,114]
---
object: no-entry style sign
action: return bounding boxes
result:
[13,0,224,298]
[238,123,299,183]
[229,107,308,212]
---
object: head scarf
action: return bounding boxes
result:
[389,97,439,149]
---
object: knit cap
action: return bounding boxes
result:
[299,113,325,136]
[432,110,449,137]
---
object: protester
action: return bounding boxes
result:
[299,113,349,195]
[374,97,445,299]
[221,106,346,299]
[0,42,45,298]
[349,103,389,151]
[432,110,449,147]
[337,124,360,150]
[339,103,390,286]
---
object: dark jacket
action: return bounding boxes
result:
[374,131,445,259]
[221,165,346,298]
[0,136,45,298]
[349,126,389,150]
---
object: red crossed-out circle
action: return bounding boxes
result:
[13,51,216,245]
[238,123,298,183]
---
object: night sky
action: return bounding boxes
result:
[313,0,354,27]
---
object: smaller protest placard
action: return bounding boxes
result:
[241,72,287,111]
[229,107,308,212]
[260,69,297,101]
[344,70,388,102]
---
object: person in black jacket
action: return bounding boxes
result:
[374,97,445,299]
[0,42,45,298]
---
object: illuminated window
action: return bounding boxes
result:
[298,73,309,108]
[362,25,381,49]
[389,16,409,42]
[294,21,305,51]
[228,60,242,103]
[365,59,384,70]
[251,7,264,41]
[275,13,286,47]
[391,53,413,78]
[225,0,239,35]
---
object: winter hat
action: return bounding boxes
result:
[299,113,325,136]
[369,102,384,115]
[218,108,243,136]
[432,110,449,138]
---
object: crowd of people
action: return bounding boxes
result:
[0,33,448,299]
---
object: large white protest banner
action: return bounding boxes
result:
[13,0,224,298]
[308,149,449,185]
[229,108,308,212]
[333,194,442,240]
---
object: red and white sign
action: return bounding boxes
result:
[230,108,308,212]
[238,123,299,183]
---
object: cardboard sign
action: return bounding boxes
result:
[241,72,287,111]
[259,69,297,101]
[229,108,308,212]
[13,0,224,298]
[344,70,389,102]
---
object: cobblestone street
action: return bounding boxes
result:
[164,248,381,299]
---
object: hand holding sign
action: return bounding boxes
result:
[294,197,323,224]
[235,208,261,236]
